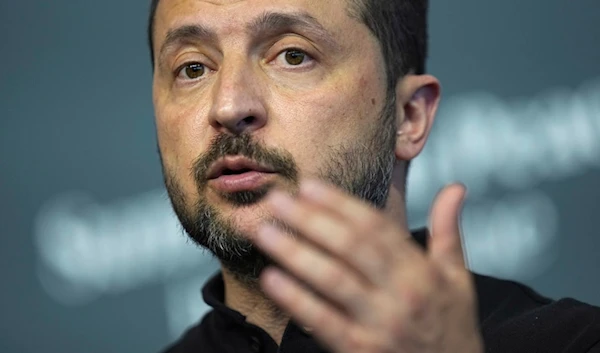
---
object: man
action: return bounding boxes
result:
[148,0,600,352]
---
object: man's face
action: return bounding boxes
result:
[152,0,398,281]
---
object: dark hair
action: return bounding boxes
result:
[147,0,428,89]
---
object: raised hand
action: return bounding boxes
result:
[254,180,483,353]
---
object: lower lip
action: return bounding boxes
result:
[209,171,275,193]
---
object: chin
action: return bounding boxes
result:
[201,181,296,232]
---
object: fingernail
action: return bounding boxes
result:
[262,267,284,291]
[257,224,281,247]
[451,182,468,195]
[300,179,325,199]
[268,190,294,209]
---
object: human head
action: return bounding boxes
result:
[149,0,440,283]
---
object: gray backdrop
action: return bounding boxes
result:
[1,1,599,352]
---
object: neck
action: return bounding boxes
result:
[384,180,409,228]
[221,267,290,345]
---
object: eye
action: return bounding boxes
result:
[278,49,313,66]
[176,62,206,80]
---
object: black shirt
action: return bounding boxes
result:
[161,229,600,353]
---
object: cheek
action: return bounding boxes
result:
[275,74,384,147]
[154,90,210,190]
[268,74,384,177]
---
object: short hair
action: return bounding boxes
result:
[147,0,429,90]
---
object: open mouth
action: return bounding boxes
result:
[206,157,277,194]
[221,167,255,176]
[207,156,277,180]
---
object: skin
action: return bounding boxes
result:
[152,0,483,351]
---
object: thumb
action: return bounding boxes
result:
[428,183,468,268]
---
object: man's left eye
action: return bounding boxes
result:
[278,49,313,66]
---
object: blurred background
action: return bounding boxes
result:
[1,0,599,352]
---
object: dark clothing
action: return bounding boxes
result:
[162,229,600,353]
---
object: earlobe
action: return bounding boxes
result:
[394,74,441,161]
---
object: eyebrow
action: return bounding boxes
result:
[158,24,218,69]
[157,11,338,69]
[247,11,337,48]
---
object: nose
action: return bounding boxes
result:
[208,60,267,135]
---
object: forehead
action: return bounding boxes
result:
[153,0,359,43]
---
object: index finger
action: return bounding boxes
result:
[298,179,413,248]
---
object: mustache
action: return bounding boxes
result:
[192,133,299,187]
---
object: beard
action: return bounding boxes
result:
[162,95,398,286]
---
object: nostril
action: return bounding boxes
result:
[242,116,256,125]
[233,116,257,134]
[225,115,261,135]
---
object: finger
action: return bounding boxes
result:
[260,267,354,353]
[255,224,371,318]
[264,190,406,283]
[428,183,468,268]
[299,179,410,249]
[298,179,377,222]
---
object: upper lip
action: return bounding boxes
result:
[207,156,276,179]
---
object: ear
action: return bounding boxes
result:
[394,74,441,161]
